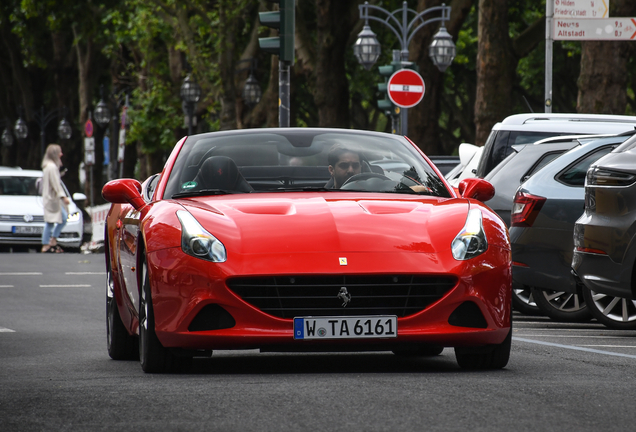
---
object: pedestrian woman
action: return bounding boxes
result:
[41,144,69,253]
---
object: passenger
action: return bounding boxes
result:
[327,144,362,189]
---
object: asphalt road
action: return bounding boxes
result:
[1,252,635,431]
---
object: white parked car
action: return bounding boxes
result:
[445,143,484,187]
[0,167,86,251]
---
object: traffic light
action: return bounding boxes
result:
[259,0,295,64]
[377,61,399,113]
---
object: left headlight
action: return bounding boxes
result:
[67,211,81,222]
[176,210,227,262]
[451,208,488,260]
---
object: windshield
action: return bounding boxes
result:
[0,176,39,196]
[164,130,452,199]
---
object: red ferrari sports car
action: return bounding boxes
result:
[103,128,511,373]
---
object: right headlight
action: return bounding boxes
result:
[451,208,488,260]
[176,210,227,262]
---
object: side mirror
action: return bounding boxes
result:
[102,179,145,210]
[458,178,495,202]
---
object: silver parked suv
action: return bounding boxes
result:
[573,137,636,329]
[476,113,636,179]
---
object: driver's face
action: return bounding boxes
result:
[329,152,361,188]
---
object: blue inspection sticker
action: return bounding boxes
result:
[181,181,197,189]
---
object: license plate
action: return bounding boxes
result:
[12,226,43,234]
[293,316,397,340]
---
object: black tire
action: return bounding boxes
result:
[139,253,192,373]
[581,285,636,330]
[454,325,512,370]
[531,286,592,323]
[106,259,137,360]
[392,345,444,357]
[512,282,542,316]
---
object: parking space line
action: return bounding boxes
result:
[39,285,92,288]
[65,272,106,275]
[582,345,636,348]
[513,337,636,359]
[0,327,16,332]
[515,334,632,338]
[0,272,42,275]
[0,285,14,288]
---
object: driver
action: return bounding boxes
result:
[327,144,362,188]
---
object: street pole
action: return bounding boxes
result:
[545,0,554,113]
[279,61,290,127]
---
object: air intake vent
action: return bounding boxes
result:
[227,274,457,319]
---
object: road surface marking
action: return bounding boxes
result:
[40,285,92,288]
[513,337,636,359]
[0,272,42,275]
[515,334,631,338]
[0,327,16,332]
[0,285,14,288]
[65,272,106,275]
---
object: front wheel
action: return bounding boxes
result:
[512,282,541,316]
[139,254,191,373]
[454,326,512,370]
[531,287,591,323]
[106,259,137,360]
[581,285,636,330]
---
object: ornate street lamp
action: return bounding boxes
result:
[14,117,28,140]
[1,127,14,147]
[354,1,456,136]
[353,22,381,70]
[180,74,202,136]
[429,24,456,72]
[57,118,72,140]
[243,74,262,107]
[94,87,111,128]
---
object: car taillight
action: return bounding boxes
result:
[511,191,546,227]
[586,166,636,187]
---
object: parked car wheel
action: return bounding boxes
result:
[106,259,137,360]
[139,252,192,373]
[512,283,541,315]
[581,286,636,330]
[531,287,591,322]
[454,326,511,370]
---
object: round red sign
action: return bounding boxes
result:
[84,119,94,138]
[387,69,425,108]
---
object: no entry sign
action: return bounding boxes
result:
[387,69,425,108]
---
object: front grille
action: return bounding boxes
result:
[227,275,457,319]
[0,215,45,223]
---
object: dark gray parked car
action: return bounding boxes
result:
[484,135,606,315]
[510,133,635,322]
[573,136,636,330]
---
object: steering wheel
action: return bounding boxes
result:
[340,172,393,191]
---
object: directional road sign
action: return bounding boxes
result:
[554,17,636,40]
[387,69,425,109]
[554,0,609,19]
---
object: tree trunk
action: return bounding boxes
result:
[474,0,514,146]
[576,0,636,114]
[314,0,356,128]
[218,2,238,131]
[409,0,473,155]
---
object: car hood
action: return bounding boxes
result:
[180,194,469,255]
[0,196,78,216]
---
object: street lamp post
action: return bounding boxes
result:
[354,1,456,136]
[12,105,75,159]
[180,74,202,136]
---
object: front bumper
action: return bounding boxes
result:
[0,219,83,248]
[572,250,634,299]
[145,246,512,351]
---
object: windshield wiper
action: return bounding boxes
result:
[172,189,239,198]
[266,186,334,192]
